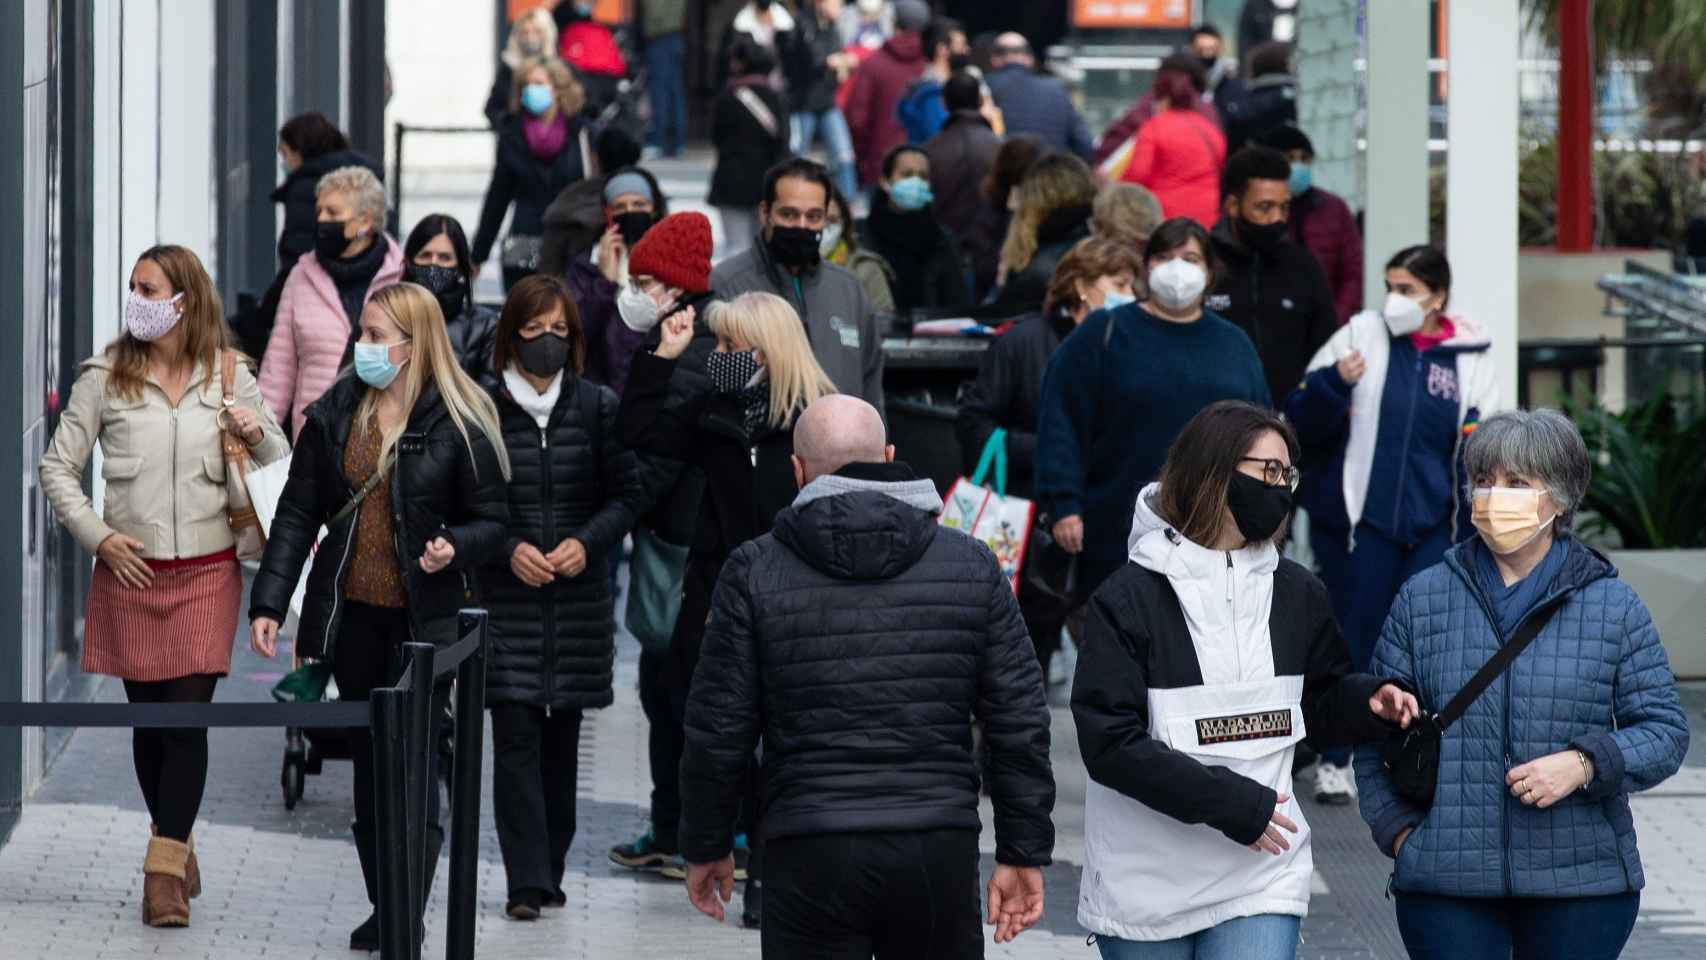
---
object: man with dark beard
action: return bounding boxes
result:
[711,157,886,407]
[859,145,972,313]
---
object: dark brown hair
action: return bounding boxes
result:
[1154,401,1300,547]
[1143,216,1222,292]
[492,274,585,379]
[278,112,349,161]
[1045,237,1144,315]
[981,134,1044,207]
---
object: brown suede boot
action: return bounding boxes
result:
[142,836,191,927]
[152,825,199,899]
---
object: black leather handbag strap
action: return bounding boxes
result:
[1437,600,1563,730]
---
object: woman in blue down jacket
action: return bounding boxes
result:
[1354,409,1689,960]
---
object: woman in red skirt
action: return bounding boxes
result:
[38,245,289,927]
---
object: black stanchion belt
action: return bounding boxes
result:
[431,631,481,681]
[0,701,371,728]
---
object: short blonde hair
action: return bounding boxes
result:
[706,292,837,429]
[315,165,387,230]
[1093,183,1165,250]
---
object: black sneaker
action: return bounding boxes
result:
[506,890,543,921]
[608,830,677,871]
[741,878,762,930]
[349,911,379,952]
[544,887,567,908]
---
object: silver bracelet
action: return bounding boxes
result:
[1575,749,1592,791]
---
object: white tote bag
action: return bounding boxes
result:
[245,455,323,631]
[938,429,1034,594]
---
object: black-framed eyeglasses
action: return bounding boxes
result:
[1240,457,1301,492]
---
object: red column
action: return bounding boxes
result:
[1556,0,1594,251]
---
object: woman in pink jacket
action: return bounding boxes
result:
[260,164,405,438]
[1122,68,1227,229]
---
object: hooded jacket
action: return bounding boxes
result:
[1072,484,1393,941]
[1354,538,1688,898]
[711,240,886,408]
[844,31,926,186]
[679,463,1056,866]
[1286,310,1498,546]
[249,375,511,659]
[1207,218,1340,406]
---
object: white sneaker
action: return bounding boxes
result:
[1312,760,1357,805]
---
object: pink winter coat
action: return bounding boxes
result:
[259,237,406,438]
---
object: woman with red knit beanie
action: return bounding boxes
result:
[594,211,715,397]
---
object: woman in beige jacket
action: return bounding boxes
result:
[39,245,287,928]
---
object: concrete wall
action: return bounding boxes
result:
[1294,0,1363,207]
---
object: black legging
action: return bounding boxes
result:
[123,674,220,841]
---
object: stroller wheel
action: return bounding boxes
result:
[282,754,306,810]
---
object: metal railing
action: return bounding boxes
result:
[0,608,493,960]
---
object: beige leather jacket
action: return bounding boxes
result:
[40,354,290,560]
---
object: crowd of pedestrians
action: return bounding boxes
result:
[32,4,1694,960]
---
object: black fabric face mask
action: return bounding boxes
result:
[404,263,466,318]
[1238,217,1287,255]
[1226,471,1293,544]
[1198,55,1219,74]
[315,220,352,259]
[614,211,656,249]
[766,224,823,270]
[949,54,972,72]
[515,332,572,378]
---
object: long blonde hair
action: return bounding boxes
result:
[706,292,837,429]
[999,153,1098,273]
[510,56,587,119]
[355,283,512,481]
[106,245,232,402]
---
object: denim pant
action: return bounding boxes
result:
[645,32,686,157]
[791,108,860,202]
[1394,892,1639,960]
[1095,914,1301,960]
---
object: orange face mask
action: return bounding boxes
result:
[1470,487,1554,555]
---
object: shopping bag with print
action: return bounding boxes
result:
[939,429,1035,594]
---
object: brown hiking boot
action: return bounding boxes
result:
[142,836,191,927]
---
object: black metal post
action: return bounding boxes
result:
[402,641,437,954]
[445,611,489,960]
[372,689,413,960]
[392,123,405,222]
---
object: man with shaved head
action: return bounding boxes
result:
[679,396,1056,957]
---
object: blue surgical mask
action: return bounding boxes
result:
[354,340,407,389]
[1288,163,1313,197]
[521,83,555,117]
[1100,291,1136,312]
[889,177,933,212]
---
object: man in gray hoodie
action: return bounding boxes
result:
[711,157,886,409]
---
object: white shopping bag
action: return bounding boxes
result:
[938,429,1034,594]
[244,454,324,631]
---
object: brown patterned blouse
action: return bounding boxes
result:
[342,420,406,608]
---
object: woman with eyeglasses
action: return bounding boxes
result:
[1282,245,1497,806]
[1071,400,1420,960]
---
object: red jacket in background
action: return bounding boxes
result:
[560,21,627,77]
[843,32,925,187]
[1093,93,1221,166]
[1288,187,1364,323]
[1123,109,1226,229]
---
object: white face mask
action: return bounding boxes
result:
[617,282,661,333]
[124,291,185,342]
[818,223,845,259]
[1383,291,1428,337]
[1147,259,1207,310]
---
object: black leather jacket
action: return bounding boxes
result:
[250,374,511,659]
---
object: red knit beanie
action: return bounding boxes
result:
[628,212,714,294]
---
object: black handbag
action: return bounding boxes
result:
[1381,599,1563,808]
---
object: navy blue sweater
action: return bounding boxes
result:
[1035,304,1269,593]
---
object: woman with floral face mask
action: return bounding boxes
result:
[39,246,289,928]
[477,275,645,920]
[1283,245,1499,805]
[1353,409,1687,960]
[617,290,836,926]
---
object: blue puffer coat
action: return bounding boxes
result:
[1354,537,1688,898]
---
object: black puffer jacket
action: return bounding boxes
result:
[446,302,499,378]
[271,149,383,269]
[482,374,644,710]
[679,463,1056,867]
[251,375,511,659]
[471,114,587,265]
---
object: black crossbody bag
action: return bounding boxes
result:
[1381,600,1563,808]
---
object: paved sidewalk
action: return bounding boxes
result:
[2,570,1703,958]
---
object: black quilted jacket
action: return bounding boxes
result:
[481,375,644,710]
[678,463,1057,866]
[249,375,510,660]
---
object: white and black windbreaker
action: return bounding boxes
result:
[1070,484,1396,941]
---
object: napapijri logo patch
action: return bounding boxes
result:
[1195,709,1293,745]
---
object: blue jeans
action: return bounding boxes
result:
[791,107,859,202]
[1394,892,1639,960]
[1096,914,1301,960]
[1311,519,1453,767]
[645,32,686,156]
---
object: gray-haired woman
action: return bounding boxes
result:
[1354,409,1689,960]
